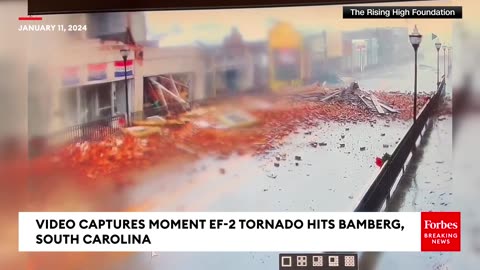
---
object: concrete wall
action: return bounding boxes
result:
[27,14,92,137]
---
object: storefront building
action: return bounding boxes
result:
[352,39,368,72]
[49,40,137,136]
[304,32,328,83]
[246,41,269,91]
[204,28,256,96]
[58,44,135,127]
[269,22,305,92]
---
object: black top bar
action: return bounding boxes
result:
[28,0,437,15]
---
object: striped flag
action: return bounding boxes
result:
[62,67,80,86]
[114,60,134,78]
[88,63,107,81]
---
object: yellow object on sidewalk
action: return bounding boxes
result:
[122,126,163,138]
[216,110,259,129]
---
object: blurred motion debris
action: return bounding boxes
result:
[27,83,432,185]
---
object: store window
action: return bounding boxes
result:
[143,73,192,110]
[80,82,113,122]
[97,85,112,118]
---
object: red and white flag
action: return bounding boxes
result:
[114,60,134,78]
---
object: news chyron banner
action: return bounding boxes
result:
[19,212,461,252]
[343,6,462,19]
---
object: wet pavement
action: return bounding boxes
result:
[125,119,410,213]
[122,115,453,270]
[118,64,449,270]
[120,119,410,270]
[356,63,438,94]
[359,115,453,270]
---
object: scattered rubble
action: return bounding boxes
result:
[267,174,277,179]
[33,83,433,184]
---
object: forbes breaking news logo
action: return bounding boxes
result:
[421,212,461,252]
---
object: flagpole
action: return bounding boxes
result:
[432,34,439,87]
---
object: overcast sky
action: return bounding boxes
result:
[145,0,455,47]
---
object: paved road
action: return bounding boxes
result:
[356,62,439,94]
[118,63,449,270]
[125,120,409,214]
[359,115,454,270]
[120,119,410,270]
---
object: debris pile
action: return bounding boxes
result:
[373,91,429,120]
[35,85,434,184]
[54,134,185,183]
[293,82,429,120]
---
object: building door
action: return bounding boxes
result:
[79,82,113,123]
[114,79,133,116]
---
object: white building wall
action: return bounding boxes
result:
[27,14,89,137]
[46,38,136,133]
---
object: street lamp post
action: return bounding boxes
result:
[435,41,441,88]
[448,46,452,75]
[120,48,130,126]
[443,45,447,79]
[409,25,422,124]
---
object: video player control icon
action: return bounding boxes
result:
[281,256,292,268]
[312,256,323,267]
[296,256,307,267]
[328,256,339,267]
